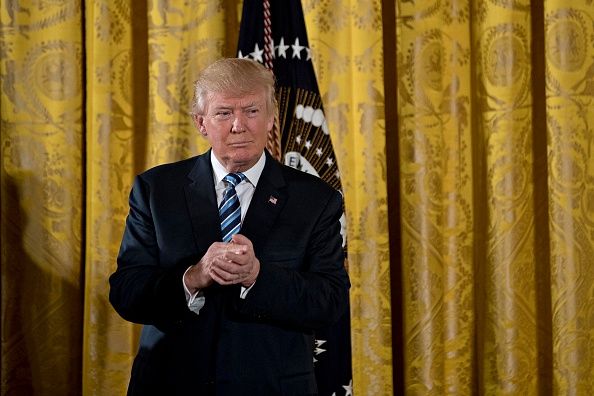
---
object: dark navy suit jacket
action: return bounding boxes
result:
[109,150,350,395]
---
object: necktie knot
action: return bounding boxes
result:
[223,173,246,188]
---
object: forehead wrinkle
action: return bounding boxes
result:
[208,94,264,112]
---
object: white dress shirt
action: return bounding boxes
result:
[183,151,266,314]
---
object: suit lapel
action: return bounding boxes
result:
[241,154,287,256]
[184,151,221,255]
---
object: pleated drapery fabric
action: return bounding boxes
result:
[395,0,594,394]
[1,1,593,395]
[1,3,84,395]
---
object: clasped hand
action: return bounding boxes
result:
[185,234,260,292]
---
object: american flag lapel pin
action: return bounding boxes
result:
[268,195,278,205]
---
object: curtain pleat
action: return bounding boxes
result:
[83,1,144,394]
[474,2,540,394]
[304,1,393,394]
[544,1,594,393]
[395,1,475,394]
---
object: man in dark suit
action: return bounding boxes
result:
[109,58,350,395]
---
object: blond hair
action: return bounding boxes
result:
[190,58,277,117]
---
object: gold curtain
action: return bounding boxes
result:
[1,2,84,395]
[303,1,393,394]
[395,0,594,395]
[2,1,593,396]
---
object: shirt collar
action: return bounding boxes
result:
[210,151,266,187]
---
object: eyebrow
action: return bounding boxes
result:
[210,102,262,112]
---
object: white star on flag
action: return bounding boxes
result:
[314,339,327,356]
[277,37,289,58]
[296,135,302,144]
[305,140,312,149]
[314,345,326,356]
[292,37,304,59]
[238,50,252,59]
[305,47,312,61]
[326,157,334,166]
[315,148,323,157]
[251,43,264,63]
[342,380,353,396]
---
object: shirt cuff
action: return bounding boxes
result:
[183,266,205,314]
[240,281,256,299]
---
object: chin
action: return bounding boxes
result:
[227,154,258,171]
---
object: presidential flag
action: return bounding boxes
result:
[238,1,353,394]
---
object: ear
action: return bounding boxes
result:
[193,114,208,136]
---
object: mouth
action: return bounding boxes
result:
[228,141,252,147]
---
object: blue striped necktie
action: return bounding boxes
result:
[219,173,246,242]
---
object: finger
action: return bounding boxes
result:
[209,241,230,251]
[210,267,244,285]
[210,266,235,283]
[210,269,232,285]
[222,250,250,265]
[212,258,250,275]
[208,242,233,257]
[224,243,248,255]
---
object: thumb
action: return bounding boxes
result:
[230,233,251,246]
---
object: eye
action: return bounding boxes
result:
[214,110,232,120]
[246,108,260,117]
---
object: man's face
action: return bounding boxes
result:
[195,90,274,172]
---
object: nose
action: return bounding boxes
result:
[231,114,246,133]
